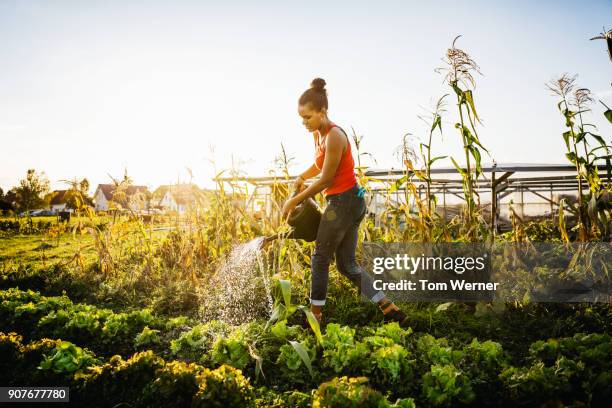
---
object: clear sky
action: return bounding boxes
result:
[1,0,611,193]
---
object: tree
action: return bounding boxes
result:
[0,187,13,215]
[60,177,93,211]
[66,178,93,210]
[79,178,90,195]
[77,178,93,207]
[15,169,50,216]
[2,190,17,208]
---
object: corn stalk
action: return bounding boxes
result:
[436,36,489,238]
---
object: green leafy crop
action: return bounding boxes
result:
[39,340,99,374]
[422,364,475,407]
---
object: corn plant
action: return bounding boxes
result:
[350,126,377,180]
[418,94,449,216]
[571,88,612,239]
[349,127,382,233]
[546,74,587,240]
[589,27,612,63]
[269,143,295,226]
[389,132,431,241]
[384,129,456,243]
[546,74,612,240]
[436,36,489,236]
[260,279,321,378]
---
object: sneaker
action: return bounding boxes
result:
[383,308,410,327]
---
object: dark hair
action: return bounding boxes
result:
[298,78,328,111]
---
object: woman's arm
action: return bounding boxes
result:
[298,164,321,180]
[293,164,321,191]
[282,128,346,218]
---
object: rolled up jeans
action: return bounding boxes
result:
[310,184,385,306]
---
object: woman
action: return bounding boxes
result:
[281,78,408,326]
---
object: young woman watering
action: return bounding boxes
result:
[281,78,408,326]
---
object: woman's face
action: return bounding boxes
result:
[298,103,326,133]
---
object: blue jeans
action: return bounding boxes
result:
[310,184,385,306]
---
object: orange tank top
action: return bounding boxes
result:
[314,123,358,196]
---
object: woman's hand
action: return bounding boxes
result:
[281,197,299,220]
[293,176,305,192]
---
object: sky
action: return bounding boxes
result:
[0,0,611,194]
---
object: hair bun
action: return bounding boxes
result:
[310,78,326,92]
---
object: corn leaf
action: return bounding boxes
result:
[419,143,428,158]
[557,100,565,113]
[299,306,322,345]
[586,201,598,234]
[588,132,608,148]
[559,198,570,243]
[435,302,453,312]
[464,90,481,124]
[390,175,408,193]
[470,146,482,176]
[249,345,265,380]
[462,125,488,152]
[413,169,428,181]
[265,304,285,330]
[598,208,608,234]
[450,157,467,177]
[431,115,442,133]
[279,279,292,308]
[451,81,463,98]
[562,131,572,151]
[289,340,314,378]
[428,156,447,167]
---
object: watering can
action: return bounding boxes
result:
[262,191,322,245]
[287,196,322,241]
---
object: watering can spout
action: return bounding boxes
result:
[259,234,279,249]
[263,234,278,244]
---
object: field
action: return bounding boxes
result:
[1,177,612,408]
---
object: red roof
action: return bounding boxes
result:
[96,184,149,201]
[49,190,69,205]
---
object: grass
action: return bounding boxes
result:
[0,233,96,267]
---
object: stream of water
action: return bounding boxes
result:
[199,237,274,325]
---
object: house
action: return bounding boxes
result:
[152,184,209,214]
[94,184,150,212]
[48,190,70,213]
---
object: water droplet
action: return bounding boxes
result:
[198,237,273,325]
